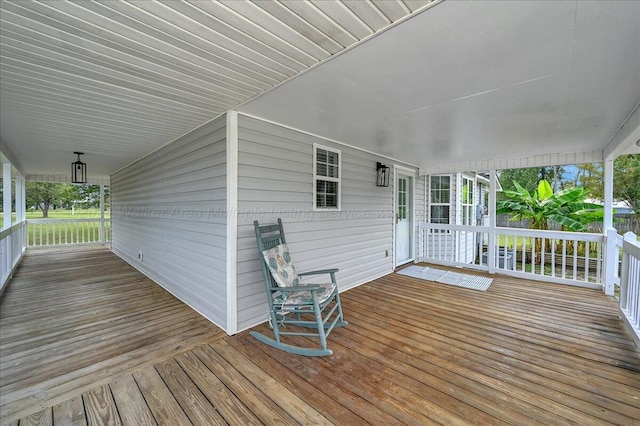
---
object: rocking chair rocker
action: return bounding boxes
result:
[251,219,347,356]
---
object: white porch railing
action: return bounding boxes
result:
[418,223,604,288]
[26,218,111,247]
[619,232,640,347]
[1,221,26,290]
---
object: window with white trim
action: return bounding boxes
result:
[313,144,341,210]
[429,175,450,225]
[461,177,474,226]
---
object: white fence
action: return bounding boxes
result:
[619,232,640,347]
[1,221,25,290]
[26,218,111,247]
[418,223,604,288]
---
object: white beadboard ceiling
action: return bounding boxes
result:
[0,0,433,179]
[0,0,638,181]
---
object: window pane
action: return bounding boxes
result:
[431,176,450,190]
[327,151,339,165]
[462,178,474,205]
[316,148,339,178]
[430,206,450,224]
[430,176,438,189]
[314,146,340,209]
[441,177,450,190]
[316,179,337,208]
[432,189,449,204]
[430,176,450,204]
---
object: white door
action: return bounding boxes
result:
[395,172,413,266]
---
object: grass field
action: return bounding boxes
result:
[1,210,111,246]
[27,208,111,219]
[1,209,110,221]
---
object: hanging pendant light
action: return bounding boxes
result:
[71,151,87,184]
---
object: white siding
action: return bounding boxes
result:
[426,234,456,261]
[415,175,426,255]
[111,115,228,330]
[236,115,416,331]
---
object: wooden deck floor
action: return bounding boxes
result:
[0,246,226,424]
[1,248,639,425]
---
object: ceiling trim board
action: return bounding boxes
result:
[420,150,604,175]
[603,102,640,160]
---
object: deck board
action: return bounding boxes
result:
[52,396,86,426]
[82,385,121,426]
[1,248,639,425]
[109,375,157,425]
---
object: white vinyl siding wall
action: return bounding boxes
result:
[235,115,414,331]
[111,115,228,329]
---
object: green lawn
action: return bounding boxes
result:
[0,209,110,221]
[26,209,110,219]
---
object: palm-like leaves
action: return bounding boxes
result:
[496,180,603,232]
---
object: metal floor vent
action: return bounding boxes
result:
[397,266,493,291]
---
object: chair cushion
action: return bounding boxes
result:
[262,244,299,287]
[275,283,337,307]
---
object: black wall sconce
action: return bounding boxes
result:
[71,151,87,184]
[376,162,390,187]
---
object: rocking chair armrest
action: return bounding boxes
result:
[269,285,324,293]
[298,268,339,277]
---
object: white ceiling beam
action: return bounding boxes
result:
[603,102,640,160]
[420,150,604,175]
[26,174,110,186]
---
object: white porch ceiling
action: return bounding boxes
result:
[1,0,638,181]
[0,0,431,180]
[241,0,640,173]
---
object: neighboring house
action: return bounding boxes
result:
[111,112,425,334]
[585,199,635,215]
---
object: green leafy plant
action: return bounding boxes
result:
[496,180,603,262]
[496,180,603,231]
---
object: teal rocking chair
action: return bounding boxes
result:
[251,219,347,356]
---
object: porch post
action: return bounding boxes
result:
[603,160,614,231]
[18,174,26,249]
[603,160,616,295]
[487,169,497,274]
[99,185,105,244]
[15,174,24,223]
[3,162,11,230]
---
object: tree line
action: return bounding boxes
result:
[26,182,109,218]
[497,154,640,214]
